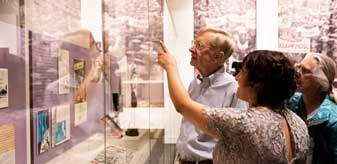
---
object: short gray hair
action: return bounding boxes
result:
[197,28,236,63]
[307,53,336,94]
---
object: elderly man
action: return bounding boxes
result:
[175,28,247,164]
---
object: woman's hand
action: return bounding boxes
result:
[157,41,177,70]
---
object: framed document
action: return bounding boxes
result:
[74,59,86,103]
[0,68,8,109]
[58,49,70,94]
[37,111,50,154]
[74,102,87,126]
[51,105,70,146]
[0,123,15,164]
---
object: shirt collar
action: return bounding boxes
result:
[299,94,331,126]
[196,66,225,85]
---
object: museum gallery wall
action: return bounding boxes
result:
[193,0,256,73]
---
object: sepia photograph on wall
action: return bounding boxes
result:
[279,0,337,61]
[194,0,256,73]
[278,0,337,89]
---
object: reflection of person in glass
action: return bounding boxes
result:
[43,29,118,138]
[158,46,309,163]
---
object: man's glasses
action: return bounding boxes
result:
[191,40,210,51]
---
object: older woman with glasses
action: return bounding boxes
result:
[286,53,337,164]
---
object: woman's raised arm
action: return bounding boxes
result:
[157,42,218,138]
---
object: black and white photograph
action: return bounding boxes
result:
[0,68,8,109]
[279,0,337,62]
[74,59,86,103]
[194,0,256,67]
[58,49,70,94]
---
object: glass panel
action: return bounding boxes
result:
[26,0,106,163]
[103,0,164,109]
[2,0,167,163]
[0,1,27,164]
[102,0,165,163]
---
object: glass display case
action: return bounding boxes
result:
[103,0,164,109]
[0,0,165,163]
[0,0,27,164]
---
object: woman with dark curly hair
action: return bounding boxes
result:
[157,44,309,164]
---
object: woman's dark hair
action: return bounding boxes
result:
[242,50,296,109]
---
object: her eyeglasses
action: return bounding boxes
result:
[191,40,210,51]
[295,64,313,75]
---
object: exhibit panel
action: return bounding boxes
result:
[26,0,115,163]
[0,0,28,164]
[29,31,107,163]
[27,0,167,163]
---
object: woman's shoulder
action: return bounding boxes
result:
[286,109,308,129]
[204,107,250,137]
[205,107,248,119]
[285,109,310,157]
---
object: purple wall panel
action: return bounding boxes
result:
[0,48,27,164]
[30,32,108,164]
